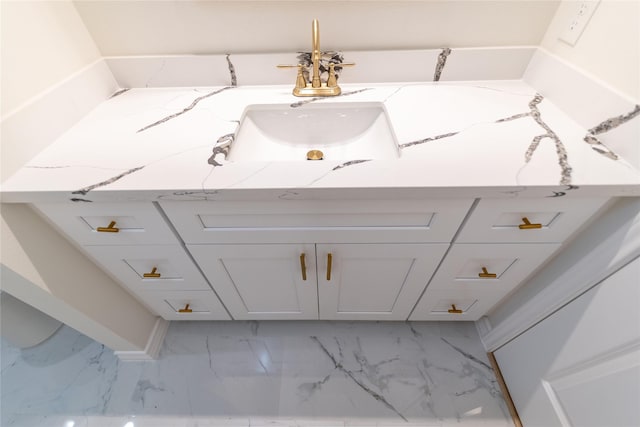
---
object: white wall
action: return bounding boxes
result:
[540,0,639,100]
[73,0,559,56]
[0,0,101,117]
[0,1,157,354]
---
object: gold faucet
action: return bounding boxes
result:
[278,19,355,97]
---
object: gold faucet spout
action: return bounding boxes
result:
[311,19,321,88]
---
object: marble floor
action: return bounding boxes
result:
[1,321,511,427]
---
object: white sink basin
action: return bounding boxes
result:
[229,102,400,162]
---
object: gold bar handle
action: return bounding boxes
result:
[300,253,307,281]
[519,217,542,230]
[326,253,333,281]
[178,304,193,313]
[143,267,161,278]
[448,304,463,314]
[478,267,497,279]
[96,220,119,233]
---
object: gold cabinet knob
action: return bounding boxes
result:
[448,304,463,314]
[519,217,542,230]
[478,267,497,279]
[326,253,333,281]
[143,267,161,278]
[96,220,119,233]
[178,304,193,313]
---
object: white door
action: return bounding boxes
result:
[187,244,318,319]
[494,257,640,427]
[317,243,448,320]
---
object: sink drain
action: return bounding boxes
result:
[306,150,324,160]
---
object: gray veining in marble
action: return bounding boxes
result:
[494,112,531,123]
[226,54,238,87]
[332,160,372,171]
[583,104,640,160]
[2,321,511,427]
[433,48,451,82]
[208,133,235,166]
[137,86,234,133]
[588,104,640,135]
[311,336,408,421]
[109,88,131,99]
[399,131,460,149]
[72,166,145,195]
[545,185,580,198]
[398,92,573,186]
[525,94,572,185]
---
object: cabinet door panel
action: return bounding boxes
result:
[188,244,318,320]
[317,243,448,320]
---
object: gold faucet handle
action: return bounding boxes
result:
[327,62,356,88]
[277,64,308,89]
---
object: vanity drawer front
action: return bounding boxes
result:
[456,198,609,243]
[135,290,230,321]
[409,289,505,321]
[426,243,560,292]
[35,202,177,245]
[83,245,212,292]
[159,199,474,243]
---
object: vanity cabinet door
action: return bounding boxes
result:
[316,243,448,320]
[187,244,318,320]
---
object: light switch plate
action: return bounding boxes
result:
[559,0,601,46]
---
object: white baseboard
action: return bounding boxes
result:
[480,199,640,352]
[114,317,169,361]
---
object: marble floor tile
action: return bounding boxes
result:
[1,321,511,427]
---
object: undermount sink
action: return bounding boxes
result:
[229,102,400,162]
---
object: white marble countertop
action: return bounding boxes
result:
[2,80,639,203]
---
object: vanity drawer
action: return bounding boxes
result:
[409,289,505,321]
[135,290,230,321]
[34,202,177,245]
[426,243,560,292]
[83,245,212,292]
[159,199,474,244]
[456,198,609,243]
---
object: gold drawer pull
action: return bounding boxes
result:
[178,304,193,313]
[143,267,161,278]
[478,267,497,279]
[326,253,333,281]
[519,217,542,230]
[96,221,119,233]
[448,304,463,314]
[300,253,307,281]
